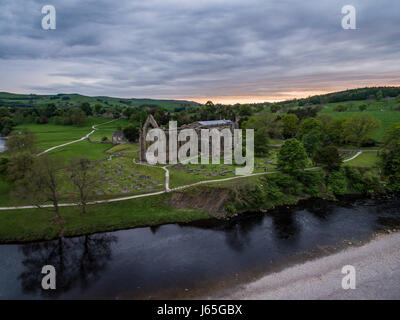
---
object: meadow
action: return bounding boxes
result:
[319,99,400,141]
[0,92,199,112]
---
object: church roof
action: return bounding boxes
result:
[197,120,233,126]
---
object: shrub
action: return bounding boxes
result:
[333,104,347,112]
[298,170,324,196]
[327,170,347,195]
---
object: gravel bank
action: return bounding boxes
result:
[210,232,400,300]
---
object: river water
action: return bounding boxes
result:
[0,197,399,299]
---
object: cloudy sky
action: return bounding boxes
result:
[0,0,399,103]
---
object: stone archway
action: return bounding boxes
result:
[139,114,159,162]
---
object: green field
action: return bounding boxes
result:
[14,118,105,151]
[0,92,200,112]
[344,152,379,167]
[320,99,400,141]
[90,118,131,142]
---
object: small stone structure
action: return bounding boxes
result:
[111,130,128,144]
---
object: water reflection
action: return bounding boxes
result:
[222,214,264,252]
[18,234,117,297]
[270,210,300,241]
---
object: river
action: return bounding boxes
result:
[0,197,399,299]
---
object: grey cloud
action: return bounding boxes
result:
[0,0,400,101]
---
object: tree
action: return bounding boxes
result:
[5,129,35,154]
[253,128,270,156]
[94,104,104,115]
[67,158,100,215]
[333,104,347,112]
[302,129,324,158]
[80,102,93,116]
[358,104,367,111]
[242,113,273,156]
[7,152,35,182]
[297,117,323,139]
[376,90,383,101]
[379,122,400,191]
[277,138,308,176]
[122,126,139,142]
[0,116,16,135]
[327,170,347,195]
[313,146,342,172]
[68,109,87,126]
[16,156,64,221]
[326,118,346,145]
[281,114,299,138]
[343,115,380,148]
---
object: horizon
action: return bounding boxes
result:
[3,84,400,105]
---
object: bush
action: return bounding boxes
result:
[359,104,368,111]
[313,146,342,171]
[333,104,347,112]
[298,170,324,196]
[327,170,347,195]
[122,126,139,142]
[343,166,365,193]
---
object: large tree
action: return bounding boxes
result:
[67,158,101,215]
[123,126,140,142]
[281,114,299,138]
[16,156,65,221]
[7,152,35,182]
[343,115,380,148]
[277,138,308,176]
[244,113,282,156]
[302,129,324,158]
[313,146,342,172]
[5,128,35,154]
[297,117,323,139]
[379,122,400,191]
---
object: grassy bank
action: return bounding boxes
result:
[0,193,212,243]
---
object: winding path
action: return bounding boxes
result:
[0,126,371,211]
[37,119,118,156]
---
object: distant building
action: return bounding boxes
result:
[111,130,128,144]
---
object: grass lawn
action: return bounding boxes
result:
[0,193,212,243]
[320,100,400,142]
[47,139,113,162]
[106,143,140,159]
[344,152,379,167]
[14,118,110,152]
[168,154,277,189]
[90,118,131,142]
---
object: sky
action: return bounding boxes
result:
[0,0,399,104]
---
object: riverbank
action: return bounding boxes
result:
[209,231,400,300]
[0,168,392,243]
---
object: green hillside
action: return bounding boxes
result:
[0,92,200,112]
